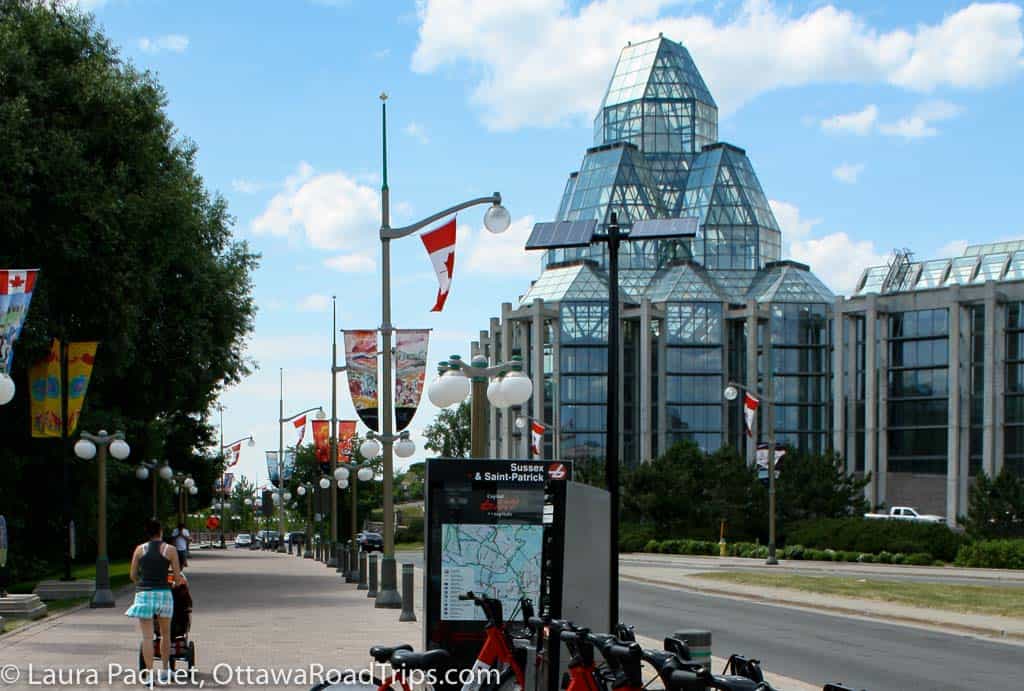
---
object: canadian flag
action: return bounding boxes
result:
[0,269,36,295]
[530,420,545,458]
[421,218,456,312]
[293,415,307,446]
[227,442,242,468]
[743,392,759,438]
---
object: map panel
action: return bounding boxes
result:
[440,523,543,621]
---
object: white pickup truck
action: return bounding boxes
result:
[864,506,945,524]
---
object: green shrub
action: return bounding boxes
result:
[892,553,907,565]
[954,539,1024,569]
[857,553,876,563]
[782,544,805,560]
[904,552,935,566]
[619,523,658,553]
[643,539,661,553]
[395,516,424,544]
[786,517,964,562]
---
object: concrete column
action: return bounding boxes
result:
[487,321,499,458]
[994,289,1006,474]
[877,310,889,505]
[618,300,626,462]
[532,299,545,458]
[657,317,668,458]
[552,317,562,461]
[639,299,653,463]
[721,303,732,450]
[846,314,858,477]
[831,298,845,455]
[500,304,513,459]
[745,300,759,466]
[946,296,961,526]
[864,296,878,508]
[983,283,997,476]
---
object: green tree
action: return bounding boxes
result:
[423,401,471,458]
[0,1,257,578]
[965,468,1024,539]
[775,448,869,527]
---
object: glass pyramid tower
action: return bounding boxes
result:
[546,35,783,278]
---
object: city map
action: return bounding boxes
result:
[440,523,543,621]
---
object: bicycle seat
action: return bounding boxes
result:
[390,648,451,672]
[369,644,413,664]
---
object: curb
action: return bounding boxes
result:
[621,574,1024,643]
[0,585,134,642]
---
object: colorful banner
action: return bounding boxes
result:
[0,269,39,375]
[293,415,307,446]
[66,341,98,435]
[395,329,429,432]
[29,339,61,438]
[344,330,379,432]
[338,420,357,459]
[266,451,279,487]
[312,419,330,463]
[283,450,296,481]
[225,442,242,468]
[29,339,97,438]
[215,473,235,494]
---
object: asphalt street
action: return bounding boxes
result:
[621,579,1022,691]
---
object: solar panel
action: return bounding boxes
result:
[525,220,597,249]
[628,217,699,239]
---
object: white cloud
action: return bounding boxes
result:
[411,0,1023,130]
[879,99,963,139]
[936,239,969,258]
[297,294,332,312]
[832,162,865,184]
[460,215,541,278]
[820,104,877,135]
[231,179,265,194]
[251,162,380,251]
[769,199,820,241]
[404,122,430,144]
[324,253,377,273]
[790,232,887,295]
[138,35,190,54]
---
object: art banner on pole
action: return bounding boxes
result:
[0,269,39,375]
[29,339,97,438]
[343,330,379,432]
[394,329,429,432]
[338,420,357,459]
[312,419,330,464]
[266,451,279,487]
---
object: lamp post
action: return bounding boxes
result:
[328,295,348,567]
[136,460,172,518]
[217,432,255,549]
[724,381,778,565]
[74,430,130,608]
[172,472,196,527]
[334,455,376,577]
[374,92,511,606]
[427,354,533,458]
[296,481,317,558]
[277,374,325,553]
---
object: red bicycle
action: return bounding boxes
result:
[457,591,533,691]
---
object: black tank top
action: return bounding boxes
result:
[137,539,171,591]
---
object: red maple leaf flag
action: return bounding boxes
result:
[743,392,759,438]
[421,217,457,312]
[293,415,307,446]
[530,420,545,458]
[227,442,242,468]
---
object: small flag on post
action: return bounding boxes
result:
[420,217,456,312]
[530,419,545,458]
[226,442,242,468]
[743,392,759,438]
[293,414,307,446]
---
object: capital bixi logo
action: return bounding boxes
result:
[546,463,567,480]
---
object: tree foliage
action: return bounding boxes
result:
[775,448,869,526]
[0,1,257,578]
[964,469,1024,539]
[423,401,470,458]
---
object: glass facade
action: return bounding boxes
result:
[664,303,723,452]
[887,309,949,474]
[559,302,609,465]
[1006,303,1024,475]
[770,304,830,454]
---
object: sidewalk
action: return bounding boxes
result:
[620,561,1024,641]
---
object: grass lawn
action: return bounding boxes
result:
[692,571,1024,618]
[395,542,424,552]
[9,559,132,595]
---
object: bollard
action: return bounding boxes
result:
[367,552,379,598]
[672,630,711,670]
[347,543,359,583]
[335,543,345,574]
[399,563,416,622]
[357,552,368,590]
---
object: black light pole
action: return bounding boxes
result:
[604,213,621,628]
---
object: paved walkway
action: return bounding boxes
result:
[0,549,423,690]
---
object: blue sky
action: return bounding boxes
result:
[77,0,1024,484]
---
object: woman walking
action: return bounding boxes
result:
[126,519,184,679]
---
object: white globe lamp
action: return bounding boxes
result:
[483,203,511,234]
[135,465,149,480]
[109,439,131,460]
[500,369,533,407]
[0,373,15,406]
[360,438,381,460]
[74,439,97,460]
[394,437,416,458]
[319,476,331,489]
[334,466,349,481]
[357,466,374,482]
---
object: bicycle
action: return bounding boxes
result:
[457,591,535,691]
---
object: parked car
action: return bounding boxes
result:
[357,531,383,552]
[234,533,252,547]
[864,506,944,524]
[255,530,281,549]
[286,531,305,547]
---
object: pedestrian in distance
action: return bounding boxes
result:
[125,519,185,680]
[170,522,190,568]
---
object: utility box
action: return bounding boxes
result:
[558,481,610,631]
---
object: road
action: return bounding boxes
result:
[397,551,1022,690]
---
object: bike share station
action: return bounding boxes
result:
[424,457,610,691]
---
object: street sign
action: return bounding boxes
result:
[69,520,76,560]
[0,515,7,568]
[425,458,572,673]
[206,516,220,531]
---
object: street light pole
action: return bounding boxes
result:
[724,380,778,565]
[74,430,130,608]
[374,93,510,607]
[605,213,621,630]
[328,296,343,567]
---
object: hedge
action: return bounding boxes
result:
[619,523,659,553]
[954,539,1024,569]
[395,516,425,544]
[641,539,939,565]
[786,517,965,562]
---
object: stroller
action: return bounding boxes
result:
[138,579,196,671]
